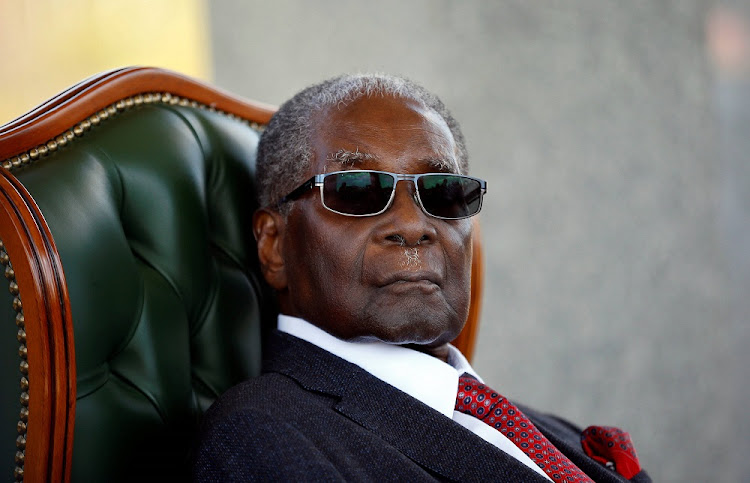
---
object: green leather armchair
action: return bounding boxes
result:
[0,67,484,482]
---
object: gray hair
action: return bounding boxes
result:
[255,73,469,211]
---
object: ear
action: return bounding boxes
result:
[252,208,288,290]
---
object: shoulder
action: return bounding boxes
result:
[198,371,340,433]
[203,372,303,417]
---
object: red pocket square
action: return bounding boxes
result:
[581,426,641,479]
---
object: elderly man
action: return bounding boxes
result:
[193,74,649,482]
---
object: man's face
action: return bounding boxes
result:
[266,95,473,348]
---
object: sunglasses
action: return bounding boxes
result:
[279,170,487,219]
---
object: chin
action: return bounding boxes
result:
[369,319,463,347]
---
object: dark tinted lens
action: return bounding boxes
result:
[417,175,482,218]
[323,172,395,215]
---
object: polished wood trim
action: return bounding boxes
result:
[452,217,484,362]
[0,66,276,161]
[0,168,75,483]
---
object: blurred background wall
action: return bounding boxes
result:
[2,1,748,481]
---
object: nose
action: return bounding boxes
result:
[380,180,437,246]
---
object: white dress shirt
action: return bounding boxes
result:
[278,315,552,481]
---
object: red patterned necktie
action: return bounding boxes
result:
[456,375,593,482]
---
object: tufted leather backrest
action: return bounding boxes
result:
[0,67,483,482]
[36,103,274,480]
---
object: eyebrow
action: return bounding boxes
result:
[326,148,378,165]
[421,156,458,172]
[325,148,459,172]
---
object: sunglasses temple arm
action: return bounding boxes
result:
[278,177,317,206]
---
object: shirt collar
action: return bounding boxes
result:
[278,314,482,418]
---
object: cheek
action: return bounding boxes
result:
[444,223,474,297]
[445,220,473,262]
[284,214,368,311]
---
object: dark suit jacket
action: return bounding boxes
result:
[193,331,651,482]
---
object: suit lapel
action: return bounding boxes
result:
[264,331,549,482]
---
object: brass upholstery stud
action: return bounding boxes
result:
[1,240,27,482]
[99,109,108,119]
[134,94,143,105]
[124,97,134,108]
[81,119,91,130]
[38,145,49,156]
[47,140,58,151]
[56,135,67,146]
[2,160,11,169]
[90,114,100,125]
[29,148,39,160]
[11,157,22,168]
[73,125,84,136]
